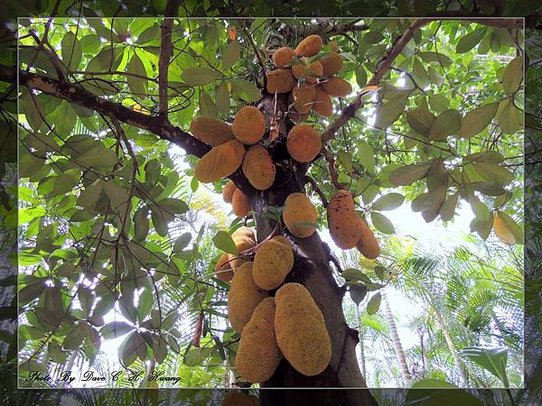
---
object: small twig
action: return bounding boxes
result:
[324,148,343,190]
[390,66,427,95]
[241,24,266,73]
[305,175,329,207]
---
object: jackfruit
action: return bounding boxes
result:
[228,261,269,333]
[274,283,331,376]
[320,52,343,77]
[327,189,362,249]
[242,145,276,190]
[215,252,234,282]
[355,218,380,259]
[253,236,294,290]
[222,391,260,406]
[286,124,322,163]
[229,226,256,268]
[295,35,323,57]
[266,69,296,94]
[292,84,317,114]
[272,47,296,68]
[313,88,333,117]
[235,297,282,383]
[190,117,235,146]
[282,192,318,238]
[292,61,323,84]
[194,140,245,183]
[223,180,237,203]
[233,106,266,145]
[321,77,352,98]
[232,188,251,218]
[288,110,310,124]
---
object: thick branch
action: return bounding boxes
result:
[158,0,180,119]
[0,64,211,158]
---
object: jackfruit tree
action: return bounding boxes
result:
[0,8,528,406]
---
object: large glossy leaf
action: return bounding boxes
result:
[61,31,82,71]
[502,56,523,95]
[182,67,220,86]
[459,346,509,386]
[457,103,499,138]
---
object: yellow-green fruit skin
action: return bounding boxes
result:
[321,77,352,98]
[286,124,322,163]
[320,52,343,77]
[242,145,276,190]
[232,188,251,218]
[266,69,296,94]
[190,117,235,146]
[228,262,269,333]
[282,192,318,238]
[233,106,266,145]
[223,180,237,203]
[295,34,323,57]
[235,297,282,383]
[355,218,380,259]
[327,190,362,249]
[272,47,296,68]
[253,236,294,290]
[194,140,245,183]
[274,283,331,376]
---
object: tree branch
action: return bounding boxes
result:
[0,64,210,158]
[158,0,180,120]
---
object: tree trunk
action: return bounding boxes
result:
[382,293,411,385]
[245,93,377,406]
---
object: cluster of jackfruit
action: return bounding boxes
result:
[267,34,352,121]
[327,189,380,259]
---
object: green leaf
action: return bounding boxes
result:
[137,288,154,322]
[457,103,499,138]
[75,146,118,169]
[472,162,514,185]
[502,56,523,95]
[213,231,239,255]
[53,169,80,195]
[460,346,509,386]
[371,212,395,234]
[173,232,192,253]
[498,99,523,134]
[127,53,148,96]
[35,307,61,330]
[63,323,86,350]
[151,206,168,237]
[456,28,487,53]
[357,140,375,173]
[428,94,449,112]
[366,292,381,315]
[86,46,124,73]
[133,206,149,242]
[342,268,372,284]
[372,193,404,211]
[182,67,219,86]
[389,164,431,186]
[222,40,241,71]
[429,109,461,140]
[136,24,161,46]
[406,380,485,405]
[19,152,45,178]
[230,79,262,102]
[406,108,436,138]
[412,57,430,89]
[119,331,138,367]
[21,89,43,131]
[418,51,453,67]
[199,90,219,119]
[157,198,189,215]
[375,96,408,129]
[350,285,368,305]
[439,192,458,221]
[215,82,230,115]
[494,211,524,245]
[61,31,82,71]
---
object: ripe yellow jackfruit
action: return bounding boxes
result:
[292,61,323,84]
[233,106,266,145]
[194,140,245,183]
[229,226,256,268]
[242,145,276,190]
[228,262,269,333]
[292,84,317,114]
[215,252,234,282]
[313,88,333,117]
[327,189,362,249]
[190,117,235,146]
[232,188,251,218]
[266,68,296,94]
[253,236,294,290]
[272,47,296,68]
[223,180,237,203]
[286,124,322,163]
[235,297,282,383]
[282,192,318,238]
[274,283,331,376]
[222,391,260,406]
[321,77,352,98]
[355,218,380,259]
[320,52,343,77]
[295,34,323,57]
